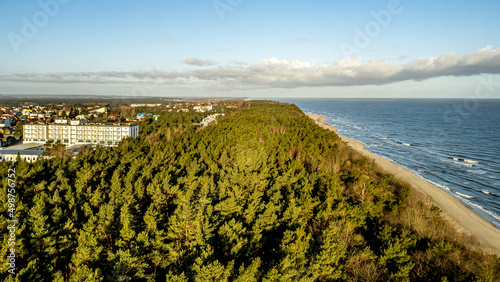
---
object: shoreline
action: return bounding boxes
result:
[306,112,500,255]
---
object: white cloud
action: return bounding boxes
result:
[293,37,315,44]
[2,46,500,89]
[184,58,217,66]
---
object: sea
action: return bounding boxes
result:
[279,99,500,229]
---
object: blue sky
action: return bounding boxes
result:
[1,0,500,98]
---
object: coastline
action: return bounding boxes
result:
[306,112,500,255]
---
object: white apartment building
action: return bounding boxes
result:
[23,123,139,147]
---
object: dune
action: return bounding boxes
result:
[306,113,500,255]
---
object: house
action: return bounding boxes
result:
[193,105,213,112]
[107,114,121,121]
[200,113,224,127]
[0,128,13,134]
[136,113,153,120]
[55,119,70,124]
[70,119,88,125]
[0,115,12,127]
[88,105,109,114]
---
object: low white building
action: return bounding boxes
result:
[55,119,70,124]
[201,113,224,126]
[0,143,45,163]
[75,115,88,120]
[70,119,88,125]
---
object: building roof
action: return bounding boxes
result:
[0,143,44,151]
[0,150,44,156]
[89,105,109,111]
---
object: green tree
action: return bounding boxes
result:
[14,120,24,138]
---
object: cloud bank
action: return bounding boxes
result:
[2,46,500,89]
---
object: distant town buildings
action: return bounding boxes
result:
[0,99,236,160]
[130,103,162,107]
[0,115,12,127]
[193,105,213,112]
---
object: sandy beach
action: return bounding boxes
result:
[306,113,500,255]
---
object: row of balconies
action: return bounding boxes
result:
[28,125,132,131]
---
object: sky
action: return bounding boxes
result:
[1,0,500,98]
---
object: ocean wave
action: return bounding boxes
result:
[462,198,500,223]
[482,190,500,197]
[401,143,412,146]
[451,157,480,164]
[442,159,475,167]
[386,158,397,164]
[456,192,475,199]
[424,179,452,191]
[466,170,487,175]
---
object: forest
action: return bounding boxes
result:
[1,101,499,281]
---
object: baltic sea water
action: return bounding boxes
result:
[280,99,500,228]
